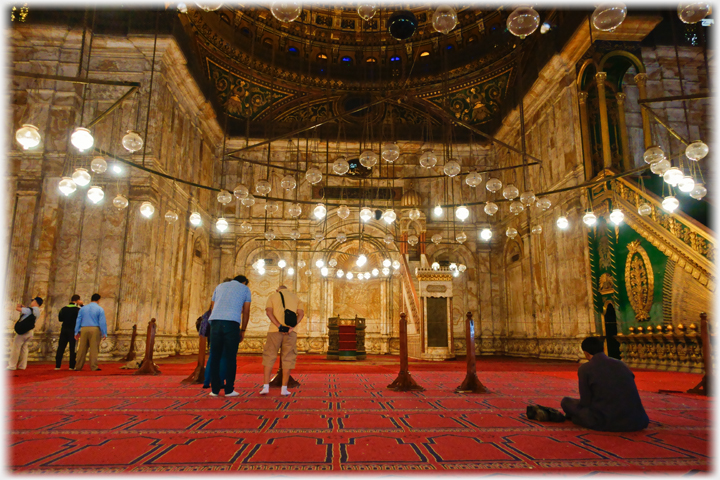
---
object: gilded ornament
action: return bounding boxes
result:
[624,240,654,321]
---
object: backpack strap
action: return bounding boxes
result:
[279,291,286,308]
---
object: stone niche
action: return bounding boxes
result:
[417,268,455,361]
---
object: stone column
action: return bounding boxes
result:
[578,91,594,180]
[418,232,426,255]
[615,92,631,171]
[400,232,408,254]
[634,73,652,149]
[595,72,612,169]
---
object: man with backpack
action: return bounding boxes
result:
[55,294,83,370]
[260,285,304,396]
[8,296,43,370]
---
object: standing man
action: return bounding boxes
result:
[561,336,649,431]
[55,294,83,370]
[260,285,304,396]
[7,297,43,371]
[208,275,251,397]
[74,293,107,371]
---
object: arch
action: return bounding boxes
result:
[262,37,273,48]
[366,57,377,63]
[576,58,598,89]
[598,50,645,74]
[503,237,523,265]
[341,56,353,64]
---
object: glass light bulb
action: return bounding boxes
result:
[408,208,421,221]
[333,157,350,175]
[433,205,443,217]
[609,208,625,225]
[328,258,337,268]
[195,2,223,12]
[383,259,392,268]
[638,203,652,216]
[506,227,518,239]
[384,233,394,245]
[662,196,680,212]
[480,228,492,241]
[520,191,536,205]
[678,176,696,193]
[217,189,232,204]
[337,269,344,278]
[190,212,202,226]
[112,164,122,174]
[465,171,482,187]
[346,272,354,280]
[557,216,569,229]
[356,254,367,267]
[360,208,373,222]
[455,205,470,221]
[456,232,467,244]
[690,184,707,200]
[233,185,249,199]
[72,168,91,187]
[304,269,312,276]
[532,225,543,235]
[255,179,272,195]
[509,201,525,215]
[431,262,440,270]
[165,210,179,223]
[287,267,294,276]
[278,259,287,269]
[337,204,351,219]
[449,263,457,270]
[382,142,400,162]
[112,194,128,209]
[685,140,709,161]
[443,159,461,177]
[458,264,467,273]
[314,203,326,219]
[306,167,323,184]
[392,260,401,270]
[70,127,94,152]
[536,197,552,211]
[264,230,276,241]
[503,184,519,200]
[321,266,328,277]
[372,268,379,277]
[87,186,104,204]
[678,3,711,23]
[240,221,252,233]
[336,232,347,243]
[298,260,306,268]
[90,156,107,174]
[507,6,540,38]
[357,3,376,21]
[316,259,325,268]
[121,130,143,152]
[383,209,396,224]
[643,145,665,164]
[359,150,378,168]
[265,201,279,214]
[382,267,390,276]
[452,269,460,277]
[419,150,437,168]
[651,158,671,176]
[258,268,266,276]
[280,175,297,190]
[140,201,155,218]
[270,1,302,22]
[15,124,41,150]
[289,228,300,240]
[58,177,77,196]
[484,202,498,216]
[583,212,597,226]
[314,231,324,242]
[289,203,302,217]
[241,194,256,207]
[663,167,684,186]
[486,178,502,193]
[407,234,419,246]
[432,5,458,34]
[216,218,228,232]
[431,234,442,244]
[591,3,627,31]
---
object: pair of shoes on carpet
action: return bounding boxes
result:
[54,368,61,371]
[7,367,16,371]
[209,391,240,397]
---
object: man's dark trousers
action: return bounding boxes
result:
[55,328,77,369]
[209,320,241,394]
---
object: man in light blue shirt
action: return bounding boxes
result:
[74,293,107,371]
[208,275,252,397]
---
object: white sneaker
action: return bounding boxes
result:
[54,368,61,371]
[6,367,16,371]
[259,387,269,395]
[281,388,292,396]
[209,392,219,397]
[225,391,240,397]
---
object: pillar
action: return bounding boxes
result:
[578,91,594,180]
[634,73,652,149]
[595,72,612,169]
[418,232,426,255]
[615,92,631,172]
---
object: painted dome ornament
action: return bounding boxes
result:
[506,227,518,239]
[71,127,94,152]
[255,179,272,195]
[233,184,249,199]
[15,124,41,150]
[432,5,458,34]
[486,177,502,193]
[264,230,276,241]
[690,184,707,200]
[520,191,536,206]
[288,203,302,217]
[240,221,253,233]
[431,233,442,245]
[637,203,652,216]
[270,1,301,23]
[419,150,437,168]
[112,193,128,209]
[591,3,627,31]
[456,231,467,244]
[643,145,665,164]
[465,171,483,187]
[507,6,541,38]
[87,186,104,204]
[408,208,422,221]
[357,3,377,21]
[583,212,597,226]
[333,157,350,175]
[651,158,671,176]
[685,140,709,161]
[359,150,378,168]
[484,202,499,216]
[72,168,91,187]
[217,189,232,204]
[381,142,400,163]
[387,10,418,41]
[677,2,711,23]
[509,201,525,215]
[121,130,143,153]
[443,159,461,177]
[662,196,680,212]
[306,167,323,184]
[165,210,179,223]
[280,175,297,190]
[289,228,300,240]
[337,204,351,220]
[216,218,228,232]
[241,194,256,207]
[503,185,520,200]
[336,231,347,243]
[58,177,77,196]
[407,234,419,246]
[189,212,202,226]
[90,156,107,174]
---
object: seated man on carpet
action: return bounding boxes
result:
[260,285,304,396]
[561,336,649,432]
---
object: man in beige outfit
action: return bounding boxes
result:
[260,285,304,396]
[74,293,107,371]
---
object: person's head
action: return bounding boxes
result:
[30,297,43,308]
[91,293,101,302]
[71,294,81,304]
[234,275,249,285]
[581,336,605,360]
[276,285,288,292]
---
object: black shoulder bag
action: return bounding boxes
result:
[14,310,36,335]
[279,291,297,327]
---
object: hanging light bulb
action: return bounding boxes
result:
[556,216,569,230]
[255,179,272,195]
[333,157,350,175]
[520,191,536,206]
[407,234,419,246]
[536,197,552,211]
[419,150,437,168]
[383,209,397,224]
[357,254,367,267]
[306,167,323,184]
[678,3,711,23]
[678,176,696,193]
[58,177,77,196]
[87,186,104,204]
[265,201,279,215]
[15,124,41,150]
[328,258,337,268]
[507,6,540,38]
[359,150,378,168]
[456,232,467,244]
[316,259,325,268]
[443,159,461,177]
[336,231,347,243]
[638,203,652,216]
[506,227,518,239]
[70,127,94,152]
[112,194,128,209]
[392,260,401,270]
[240,221,252,233]
[357,3,377,21]
[408,208,422,221]
[360,208,373,222]
[643,145,665,164]
[314,203,326,219]
[298,260,306,268]
[431,262,440,271]
[382,267,391,276]
[382,142,400,162]
[609,208,625,225]
[177,3,188,13]
[241,194,256,207]
[217,189,232,204]
[583,211,597,226]
[465,171,482,187]
[270,1,302,22]
[662,196,680,212]
[216,218,228,232]
[449,263,457,271]
[90,156,107,174]
[591,3,627,31]
[455,205,470,221]
[432,5,458,34]
[503,184,520,200]
[383,259,392,268]
[72,168,91,187]
[479,228,492,241]
[458,264,467,273]
[384,234,394,245]
[280,175,297,190]
[258,267,266,276]
[685,140,709,161]
[452,269,460,278]
[289,228,300,240]
[121,130,143,152]
[195,2,223,12]
[431,233,442,244]
[190,212,202,226]
[289,203,302,217]
[287,267,294,276]
[278,259,287,269]
[531,225,543,235]
[663,167,684,186]
[509,201,525,215]
[651,158,671,176]
[321,266,329,277]
[165,210,179,223]
[233,184,249,199]
[372,268,379,277]
[112,164,123,174]
[140,201,155,218]
[337,205,351,219]
[337,269,345,278]
[304,269,312,276]
[484,202,498,216]
[433,205,443,217]
[346,271,354,280]
[690,184,707,200]
[265,230,276,241]
[486,178,502,193]
[314,231,324,242]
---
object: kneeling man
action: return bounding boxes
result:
[260,285,304,396]
[562,336,649,431]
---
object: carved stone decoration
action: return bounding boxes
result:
[625,240,654,321]
[598,272,615,295]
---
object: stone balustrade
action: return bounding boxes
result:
[616,323,705,373]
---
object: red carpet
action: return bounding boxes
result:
[7,355,711,473]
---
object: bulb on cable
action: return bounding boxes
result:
[70,127,94,152]
[443,159,461,177]
[433,205,443,217]
[333,157,350,175]
[298,260,306,268]
[112,194,128,210]
[407,234,419,246]
[346,272,354,280]
[432,5,458,34]
[336,269,344,279]
[264,230,276,241]
[90,156,107,174]
[255,179,271,195]
[455,205,469,221]
[532,225,543,235]
[87,186,104,204]
[329,258,337,268]
[520,191,536,206]
[288,203,302,217]
[507,6,540,38]
[651,158,671,176]
[372,268,379,277]
[356,254,367,267]
[662,196,680,212]
[609,208,625,225]
[216,218,228,232]
[503,184,520,200]
[314,231,324,242]
[486,178,502,193]
[165,210,179,223]
[678,3,711,23]
[382,142,400,162]
[556,216,569,230]
[337,204,351,220]
[663,167,684,186]
[280,175,296,190]
[383,234,394,245]
[509,201,525,215]
[382,258,392,268]
[15,124,41,150]
[392,260,401,270]
[383,209,396,224]
[190,212,202,226]
[449,263,457,271]
[536,197,552,211]
[289,228,300,240]
[360,207,373,222]
[336,231,347,243]
[316,259,325,268]
[408,208,421,221]
[233,184,249,199]
[591,3,627,31]
[270,1,302,22]
[140,201,155,218]
[265,201,279,215]
[479,228,492,241]
[638,203,652,216]
[287,267,294,276]
[678,176,696,193]
[121,130,143,152]
[306,167,323,184]
[314,203,326,219]
[241,194,256,207]
[431,234,442,244]
[458,264,467,273]
[321,266,329,277]
[240,221,252,233]
[382,267,390,276]
[643,145,665,164]
[278,259,287,269]
[217,189,232,204]
[359,150,378,168]
[58,177,77,196]
[583,212,597,226]
[72,168,91,187]
[506,227,518,239]
[357,3,377,21]
[465,171,482,187]
[431,262,440,271]
[419,150,437,168]
[690,184,707,200]
[685,140,709,161]
[484,202,498,216]
[456,232,467,244]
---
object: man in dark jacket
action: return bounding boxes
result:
[561,336,649,432]
[55,295,82,370]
